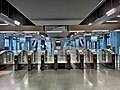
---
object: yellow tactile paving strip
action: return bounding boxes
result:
[0,71,12,75]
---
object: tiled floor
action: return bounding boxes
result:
[0,69,120,90]
[0,71,12,75]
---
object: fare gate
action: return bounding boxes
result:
[0,50,14,70]
[85,49,97,70]
[54,50,58,70]
[66,50,71,70]
[78,49,84,70]
[14,50,28,71]
[99,49,115,69]
[28,52,32,71]
[92,50,97,70]
[14,51,21,71]
[40,50,47,70]
[28,50,37,71]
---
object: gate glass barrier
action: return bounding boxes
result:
[85,49,96,63]
[76,49,84,69]
[14,50,28,71]
[84,49,97,69]
[28,50,38,64]
[97,49,115,69]
[0,50,14,65]
[28,50,38,71]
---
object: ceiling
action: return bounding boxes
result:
[8,0,102,25]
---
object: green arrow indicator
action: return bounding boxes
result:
[42,58,44,60]
[28,58,31,61]
[15,58,18,61]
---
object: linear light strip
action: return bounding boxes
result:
[106,20,118,23]
[46,31,62,33]
[106,8,116,17]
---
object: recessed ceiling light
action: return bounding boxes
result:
[88,23,93,26]
[69,30,85,33]
[106,8,116,17]
[114,30,120,31]
[0,23,9,25]
[92,30,109,32]
[1,13,8,17]
[14,20,20,26]
[106,20,118,23]
[117,15,120,17]
[95,18,100,21]
[46,31,62,33]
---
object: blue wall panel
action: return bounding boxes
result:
[84,35,91,49]
[111,31,118,54]
[75,39,79,49]
[102,34,107,49]
[116,32,120,54]
[0,33,4,50]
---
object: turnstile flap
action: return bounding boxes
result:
[106,49,115,54]
[66,50,70,54]
[90,49,97,54]
[54,50,58,54]
[78,50,84,55]
[0,50,7,55]
[15,50,22,56]
[41,50,46,55]
[28,50,34,55]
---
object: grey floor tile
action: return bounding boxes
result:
[0,69,120,90]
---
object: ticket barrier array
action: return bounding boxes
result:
[0,50,14,70]
[40,50,47,70]
[54,50,58,70]
[15,50,28,71]
[99,49,115,69]
[66,50,71,70]
[76,49,84,70]
[28,50,38,71]
[85,49,97,69]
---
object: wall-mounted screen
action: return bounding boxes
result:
[91,36,97,42]
[55,40,61,49]
[56,40,61,46]
[19,37,26,42]
[45,25,68,31]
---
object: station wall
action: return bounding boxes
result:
[0,33,5,50]
[110,31,120,55]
